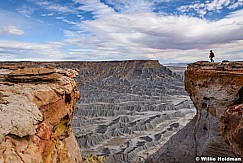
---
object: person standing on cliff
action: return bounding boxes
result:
[209,50,215,62]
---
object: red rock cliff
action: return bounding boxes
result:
[146,61,243,163]
[185,61,243,158]
[0,66,82,163]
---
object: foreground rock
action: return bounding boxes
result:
[146,61,243,163]
[0,66,82,163]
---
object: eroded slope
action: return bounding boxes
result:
[69,60,195,162]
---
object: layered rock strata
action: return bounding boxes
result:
[146,61,243,163]
[0,66,82,163]
[0,60,195,162]
[67,61,194,162]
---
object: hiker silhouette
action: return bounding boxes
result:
[209,50,215,62]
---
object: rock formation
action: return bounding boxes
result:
[221,104,243,158]
[0,65,82,163]
[64,60,194,162]
[0,60,195,162]
[146,61,243,163]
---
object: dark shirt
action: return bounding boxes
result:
[209,52,214,58]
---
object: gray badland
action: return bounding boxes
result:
[0,60,195,163]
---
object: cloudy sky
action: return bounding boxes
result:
[0,0,243,63]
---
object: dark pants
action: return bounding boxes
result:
[210,57,214,62]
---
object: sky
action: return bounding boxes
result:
[0,0,243,63]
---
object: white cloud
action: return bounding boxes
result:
[16,5,35,17]
[77,10,243,48]
[104,0,174,13]
[40,12,54,16]
[178,0,240,17]
[56,17,78,25]
[60,7,243,62]
[34,0,77,13]
[1,0,243,63]
[0,40,67,61]
[0,25,24,35]
[104,0,153,13]
[0,9,36,36]
[73,0,115,17]
[228,0,243,9]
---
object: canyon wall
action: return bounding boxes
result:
[0,60,195,162]
[146,61,243,162]
[0,65,82,163]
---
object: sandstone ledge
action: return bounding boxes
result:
[0,67,82,163]
[146,61,243,162]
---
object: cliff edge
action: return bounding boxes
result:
[146,61,243,163]
[0,66,82,163]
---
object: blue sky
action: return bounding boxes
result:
[0,0,243,63]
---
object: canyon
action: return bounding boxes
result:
[146,61,243,163]
[1,60,242,163]
[68,61,195,162]
[0,60,195,162]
